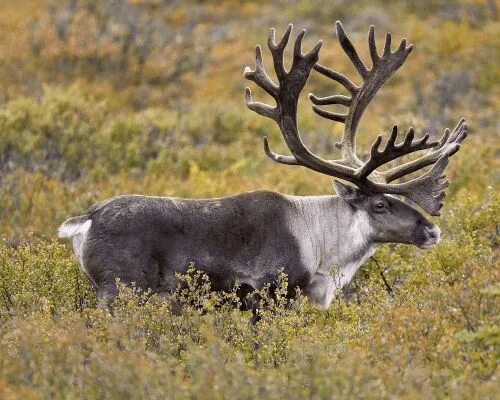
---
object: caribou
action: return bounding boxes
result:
[59,22,467,310]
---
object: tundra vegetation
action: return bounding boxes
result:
[0,0,498,399]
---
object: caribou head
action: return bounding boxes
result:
[332,180,441,250]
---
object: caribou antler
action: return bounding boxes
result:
[245,22,467,216]
[357,126,436,180]
[382,118,468,182]
[244,24,357,180]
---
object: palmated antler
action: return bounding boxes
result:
[382,118,468,182]
[244,22,467,216]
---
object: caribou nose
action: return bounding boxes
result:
[424,225,441,242]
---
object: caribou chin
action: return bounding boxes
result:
[59,22,466,316]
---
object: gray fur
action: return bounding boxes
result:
[59,181,440,308]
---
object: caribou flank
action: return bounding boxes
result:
[59,22,467,310]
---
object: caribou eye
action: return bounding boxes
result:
[374,201,387,212]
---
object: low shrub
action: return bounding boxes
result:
[0,196,497,399]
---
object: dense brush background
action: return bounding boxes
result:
[0,0,498,398]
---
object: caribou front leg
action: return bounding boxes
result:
[303,272,337,309]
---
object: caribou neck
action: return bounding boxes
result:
[292,195,378,286]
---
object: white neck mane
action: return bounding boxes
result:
[291,195,379,289]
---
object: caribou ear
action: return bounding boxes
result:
[332,180,366,207]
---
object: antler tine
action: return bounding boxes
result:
[268,24,293,82]
[293,29,306,59]
[312,64,359,95]
[243,45,279,98]
[336,21,369,79]
[244,87,278,121]
[308,94,351,107]
[309,101,347,123]
[357,126,438,180]
[382,119,467,183]
[368,25,379,65]
[263,136,299,165]
[383,33,392,56]
[436,127,451,149]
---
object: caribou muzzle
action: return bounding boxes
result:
[416,222,441,249]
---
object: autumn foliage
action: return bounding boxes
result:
[0,0,498,398]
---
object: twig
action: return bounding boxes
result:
[371,256,394,298]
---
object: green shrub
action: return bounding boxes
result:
[0,239,95,321]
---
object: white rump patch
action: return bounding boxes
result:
[59,219,94,283]
[58,219,92,238]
